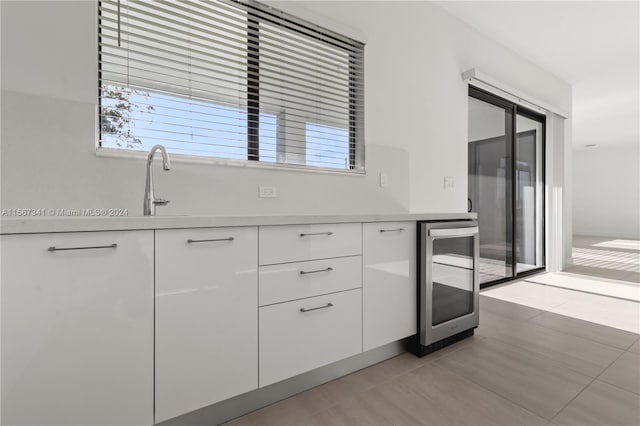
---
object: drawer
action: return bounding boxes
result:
[259,289,362,387]
[259,256,361,306]
[259,223,362,265]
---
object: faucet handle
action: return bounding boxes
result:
[153,198,170,206]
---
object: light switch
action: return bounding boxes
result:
[379,173,389,188]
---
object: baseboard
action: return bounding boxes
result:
[156,340,406,426]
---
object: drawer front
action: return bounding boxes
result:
[363,222,417,351]
[155,227,258,423]
[259,256,362,306]
[259,223,362,265]
[259,289,362,387]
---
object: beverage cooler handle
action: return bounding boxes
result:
[429,227,479,238]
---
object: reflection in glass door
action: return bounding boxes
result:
[432,236,475,325]
[468,87,545,286]
[516,115,545,273]
[468,96,513,283]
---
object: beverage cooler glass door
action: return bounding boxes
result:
[421,222,480,346]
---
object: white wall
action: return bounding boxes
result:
[0,0,570,217]
[573,145,640,239]
[571,63,639,240]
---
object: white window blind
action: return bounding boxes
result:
[98,0,365,171]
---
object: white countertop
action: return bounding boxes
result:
[1,212,476,234]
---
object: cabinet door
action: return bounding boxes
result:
[155,227,258,423]
[362,222,417,351]
[1,231,154,426]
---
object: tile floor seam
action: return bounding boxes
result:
[594,345,636,375]
[550,378,640,426]
[548,346,634,424]
[480,332,610,380]
[548,375,600,425]
[478,300,545,323]
[592,350,640,396]
[431,347,553,423]
[624,338,640,352]
[315,346,476,407]
[522,314,640,351]
[532,318,640,352]
[307,379,393,423]
[316,375,393,408]
[225,386,336,426]
[596,376,640,397]
[474,329,622,379]
[526,314,637,353]
[524,308,545,322]
[591,377,640,397]
[479,306,545,324]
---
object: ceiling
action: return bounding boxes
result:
[436,0,640,149]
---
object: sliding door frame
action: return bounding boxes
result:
[469,86,546,289]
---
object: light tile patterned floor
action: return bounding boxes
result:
[227,237,640,425]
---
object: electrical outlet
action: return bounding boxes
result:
[444,176,455,189]
[379,172,389,188]
[259,186,278,198]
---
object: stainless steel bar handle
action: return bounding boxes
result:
[380,228,405,233]
[48,243,117,252]
[299,267,333,275]
[299,232,333,237]
[187,237,234,243]
[300,302,333,313]
[429,227,479,237]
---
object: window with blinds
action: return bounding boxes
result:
[98,0,365,172]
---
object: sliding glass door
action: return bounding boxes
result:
[468,86,545,287]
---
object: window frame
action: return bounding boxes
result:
[96,0,365,174]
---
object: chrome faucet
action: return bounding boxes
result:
[143,145,171,216]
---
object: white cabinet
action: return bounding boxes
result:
[0,218,419,424]
[154,227,258,423]
[362,222,417,351]
[259,289,362,387]
[0,231,154,426]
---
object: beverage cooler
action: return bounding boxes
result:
[409,220,480,357]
